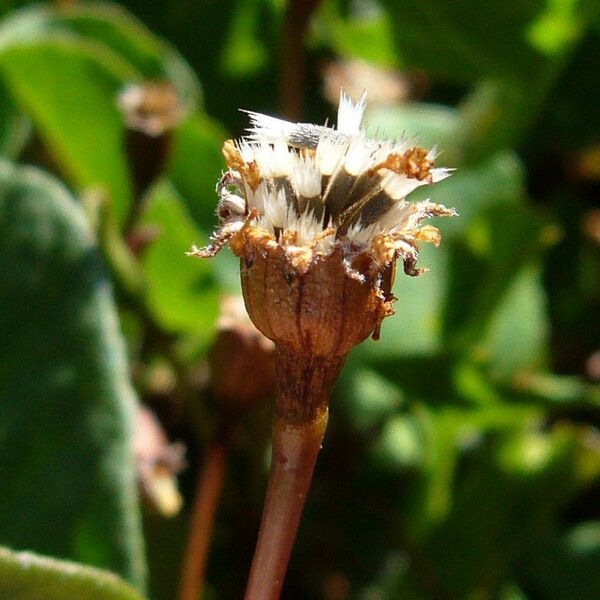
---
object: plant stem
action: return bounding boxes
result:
[179,441,228,600]
[244,348,345,600]
[280,0,322,120]
[244,411,327,600]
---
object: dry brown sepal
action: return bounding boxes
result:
[228,226,392,425]
[368,146,434,181]
[222,140,261,191]
[236,230,389,354]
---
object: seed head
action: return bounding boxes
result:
[189,91,456,357]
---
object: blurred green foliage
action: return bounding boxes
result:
[0,1,599,599]
[0,546,144,600]
[0,160,145,588]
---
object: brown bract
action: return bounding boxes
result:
[223,216,395,424]
[222,140,261,191]
[368,146,434,181]
[235,226,391,358]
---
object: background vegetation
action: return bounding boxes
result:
[1,1,599,598]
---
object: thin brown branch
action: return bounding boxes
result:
[243,348,345,600]
[280,0,323,120]
[179,441,228,600]
[244,410,328,600]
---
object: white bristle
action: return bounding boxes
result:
[337,90,367,135]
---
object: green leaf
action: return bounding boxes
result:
[361,245,449,358]
[509,372,600,411]
[58,2,201,108]
[527,0,587,56]
[403,418,598,598]
[339,366,404,434]
[0,546,145,600]
[443,203,552,356]
[219,0,270,77]
[313,0,398,67]
[0,76,29,158]
[456,79,544,162]
[139,180,220,341]
[0,3,203,224]
[534,33,600,151]
[371,414,425,471]
[0,3,200,107]
[484,263,549,379]
[167,112,228,234]
[0,36,136,222]
[378,0,572,84]
[0,161,145,588]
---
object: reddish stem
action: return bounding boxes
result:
[179,442,228,600]
[280,0,322,120]
[244,347,345,600]
[244,410,328,600]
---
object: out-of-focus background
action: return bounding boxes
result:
[1,1,599,599]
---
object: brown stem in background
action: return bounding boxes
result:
[179,440,228,600]
[122,128,172,235]
[280,0,322,120]
[244,348,345,600]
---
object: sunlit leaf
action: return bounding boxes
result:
[443,203,552,355]
[484,263,549,379]
[59,2,201,108]
[0,36,136,222]
[0,547,145,600]
[167,111,228,234]
[0,3,202,224]
[138,179,220,342]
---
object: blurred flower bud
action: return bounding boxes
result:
[322,58,411,108]
[208,296,276,411]
[135,404,186,517]
[126,224,163,257]
[119,80,183,137]
[118,81,185,223]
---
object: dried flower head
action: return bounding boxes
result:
[189,91,455,359]
[190,93,457,596]
[118,80,185,211]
